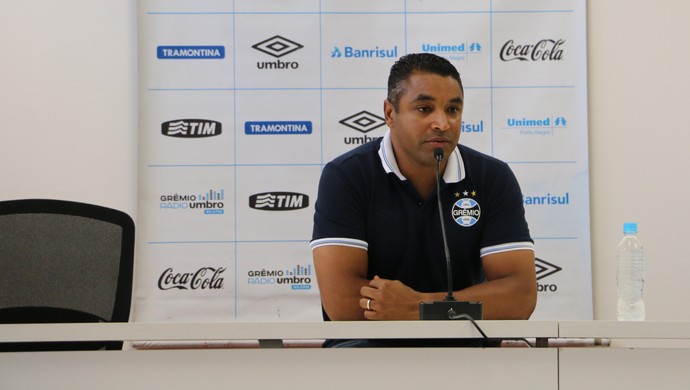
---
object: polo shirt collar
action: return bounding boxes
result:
[378,129,465,184]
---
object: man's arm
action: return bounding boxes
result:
[361,249,536,320]
[451,249,537,319]
[313,245,370,321]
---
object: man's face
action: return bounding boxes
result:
[384,71,464,170]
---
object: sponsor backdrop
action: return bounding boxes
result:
[135,0,590,324]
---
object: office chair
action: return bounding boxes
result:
[0,198,135,351]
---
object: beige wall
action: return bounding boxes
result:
[587,2,690,320]
[0,1,137,215]
[1,0,689,321]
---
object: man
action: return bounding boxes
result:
[310,53,536,347]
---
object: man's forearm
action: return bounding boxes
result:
[447,278,536,320]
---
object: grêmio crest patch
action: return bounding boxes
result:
[451,197,481,227]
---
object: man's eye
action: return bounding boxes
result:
[417,106,431,112]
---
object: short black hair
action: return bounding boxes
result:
[387,53,463,111]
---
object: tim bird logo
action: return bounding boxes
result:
[162,119,222,138]
[249,192,309,211]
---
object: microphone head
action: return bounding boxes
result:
[433,147,444,161]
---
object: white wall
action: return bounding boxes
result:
[587,2,690,320]
[0,0,137,216]
[1,0,688,321]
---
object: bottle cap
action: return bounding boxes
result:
[623,222,638,234]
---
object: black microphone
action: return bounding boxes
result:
[433,148,455,302]
[419,147,483,320]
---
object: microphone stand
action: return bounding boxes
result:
[434,147,456,303]
[419,147,483,320]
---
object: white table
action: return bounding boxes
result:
[0,321,558,390]
[559,321,690,390]
[4,320,690,389]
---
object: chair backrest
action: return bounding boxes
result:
[0,199,135,350]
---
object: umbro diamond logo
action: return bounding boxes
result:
[339,111,386,133]
[252,35,304,58]
[535,257,563,280]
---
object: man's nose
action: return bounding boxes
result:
[432,111,451,131]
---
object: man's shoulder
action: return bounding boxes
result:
[328,137,383,170]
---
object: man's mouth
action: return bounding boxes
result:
[425,138,449,146]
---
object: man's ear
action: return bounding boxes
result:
[383,99,395,128]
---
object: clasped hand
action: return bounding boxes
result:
[359,276,425,320]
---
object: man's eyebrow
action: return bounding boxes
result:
[411,94,435,102]
[411,94,463,104]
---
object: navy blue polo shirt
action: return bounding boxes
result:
[311,130,533,297]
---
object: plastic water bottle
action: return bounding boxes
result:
[616,222,645,321]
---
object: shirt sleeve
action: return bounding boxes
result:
[479,161,534,257]
[310,161,369,251]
